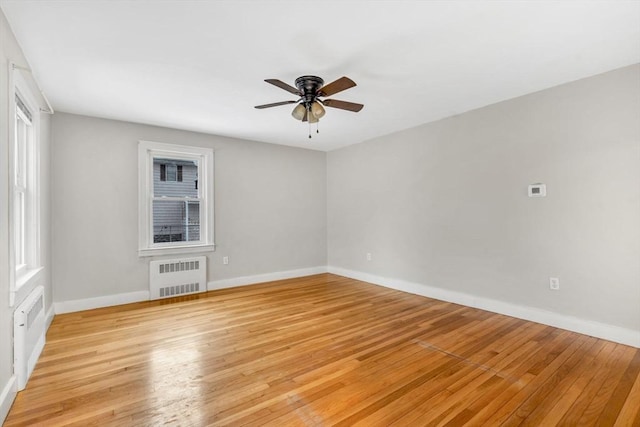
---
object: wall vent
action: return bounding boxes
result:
[14,286,46,391]
[159,259,200,274]
[150,256,206,300]
[159,282,200,297]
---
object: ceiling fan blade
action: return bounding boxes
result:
[254,100,297,109]
[322,99,364,112]
[318,76,356,97]
[265,79,301,95]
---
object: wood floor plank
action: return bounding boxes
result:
[5,273,639,426]
[534,339,610,425]
[558,341,631,425]
[596,348,640,425]
[613,369,640,426]
[578,345,639,425]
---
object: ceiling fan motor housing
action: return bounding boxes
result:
[295,75,324,106]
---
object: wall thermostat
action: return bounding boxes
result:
[528,183,546,197]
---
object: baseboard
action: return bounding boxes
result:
[208,266,328,291]
[53,267,330,314]
[0,375,17,425]
[54,290,150,314]
[328,266,640,348]
[45,305,55,330]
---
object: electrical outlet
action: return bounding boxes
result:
[549,277,560,290]
[366,253,372,261]
[223,256,229,265]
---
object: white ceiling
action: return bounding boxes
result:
[1,1,639,151]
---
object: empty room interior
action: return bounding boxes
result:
[1,1,639,425]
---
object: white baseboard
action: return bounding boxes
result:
[0,375,16,425]
[53,267,329,314]
[328,266,640,348]
[208,266,328,291]
[51,266,638,348]
[54,290,150,314]
[45,305,55,330]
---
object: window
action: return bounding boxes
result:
[160,163,182,182]
[11,72,41,288]
[138,141,214,256]
[14,95,30,270]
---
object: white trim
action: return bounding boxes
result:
[208,266,328,291]
[52,267,329,313]
[14,266,43,290]
[47,266,327,316]
[328,266,640,348]
[54,291,150,314]
[0,376,17,425]
[138,243,216,257]
[8,65,42,308]
[10,266,44,307]
[51,266,638,348]
[10,63,54,114]
[138,140,215,256]
[46,305,55,330]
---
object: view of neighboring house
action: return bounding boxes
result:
[152,158,200,243]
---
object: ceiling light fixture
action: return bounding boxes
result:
[291,103,306,120]
[310,101,325,119]
[255,75,364,139]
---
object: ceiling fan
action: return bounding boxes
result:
[255,75,364,138]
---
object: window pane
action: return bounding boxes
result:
[15,116,27,187]
[153,158,198,197]
[166,164,177,181]
[152,200,200,243]
[14,191,25,266]
[14,107,30,269]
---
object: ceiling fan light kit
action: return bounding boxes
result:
[311,101,325,119]
[291,103,306,120]
[255,75,364,139]
[307,112,319,124]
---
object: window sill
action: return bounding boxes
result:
[138,244,216,258]
[11,266,44,307]
[16,266,43,290]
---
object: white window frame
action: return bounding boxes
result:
[9,68,42,299]
[138,140,215,257]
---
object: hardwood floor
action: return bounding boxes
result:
[5,273,640,426]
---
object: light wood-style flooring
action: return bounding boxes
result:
[5,273,640,426]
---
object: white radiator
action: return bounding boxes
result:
[149,256,207,300]
[14,285,46,391]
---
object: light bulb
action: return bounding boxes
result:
[291,103,306,120]
[311,101,325,119]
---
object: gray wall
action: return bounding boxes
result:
[52,113,327,302]
[0,9,53,419]
[328,64,640,331]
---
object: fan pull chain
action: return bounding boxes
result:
[308,117,312,139]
